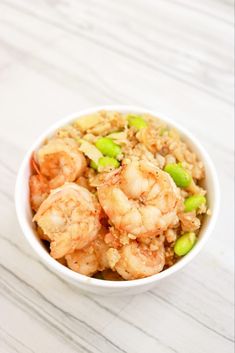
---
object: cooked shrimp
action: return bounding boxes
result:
[30,138,87,210]
[36,138,86,189]
[33,183,101,259]
[111,237,165,280]
[98,160,182,237]
[66,245,99,276]
[36,225,50,241]
[29,174,50,211]
[65,229,109,276]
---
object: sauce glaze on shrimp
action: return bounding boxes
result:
[29,137,86,211]
[108,236,165,280]
[65,228,109,276]
[33,183,101,259]
[36,137,86,188]
[98,160,182,238]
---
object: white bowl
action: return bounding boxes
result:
[15,105,220,296]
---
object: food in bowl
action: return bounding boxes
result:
[29,110,210,280]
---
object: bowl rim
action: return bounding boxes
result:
[15,105,220,289]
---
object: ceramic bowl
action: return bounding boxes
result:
[15,106,220,295]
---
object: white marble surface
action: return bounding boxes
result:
[0,0,234,352]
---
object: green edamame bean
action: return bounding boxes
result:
[174,232,196,256]
[164,163,192,188]
[127,115,147,130]
[184,195,206,212]
[95,137,121,158]
[99,156,120,169]
[90,157,120,171]
[90,160,98,170]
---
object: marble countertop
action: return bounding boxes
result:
[0,0,234,352]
